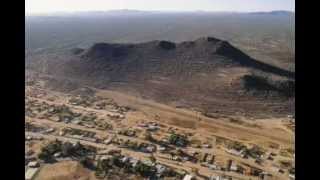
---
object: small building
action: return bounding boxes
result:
[26,136,32,141]
[84,124,94,128]
[158,146,166,152]
[202,144,212,148]
[107,149,122,155]
[209,175,216,180]
[103,137,113,145]
[208,155,215,164]
[27,161,39,168]
[260,172,273,180]
[25,168,39,180]
[172,155,180,161]
[44,128,55,133]
[142,160,154,166]
[129,158,139,167]
[100,155,113,161]
[208,164,220,170]
[230,161,238,172]
[97,149,111,155]
[147,125,159,131]
[183,174,195,180]
[226,149,244,157]
[59,130,65,136]
[156,164,166,176]
[48,107,55,113]
[71,119,81,125]
[121,156,130,163]
[54,152,62,158]
[146,145,156,153]
[250,167,263,176]
[271,166,279,172]
[150,122,158,126]
[210,176,228,180]
[289,173,295,179]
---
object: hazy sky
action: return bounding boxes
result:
[26,0,295,14]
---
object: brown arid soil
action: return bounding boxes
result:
[35,161,98,180]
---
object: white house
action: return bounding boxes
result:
[183,174,195,180]
[27,161,39,168]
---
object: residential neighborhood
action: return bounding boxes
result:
[25,82,294,180]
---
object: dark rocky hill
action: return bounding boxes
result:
[26,37,295,118]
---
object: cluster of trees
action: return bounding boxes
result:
[96,156,156,178]
[95,155,181,179]
[38,140,96,163]
[244,145,265,159]
[169,133,189,147]
[228,141,246,151]
[118,129,136,137]
[66,128,96,137]
[38,140,62,163]
[69,96,94,107]
[120,139,156,153]
[227,141,265,159]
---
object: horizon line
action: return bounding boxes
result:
[25,9,295,16]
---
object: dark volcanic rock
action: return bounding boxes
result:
[207,37,221,43]
[70,48,84,55]
[158,41,176,50]
[241,74,295,98]
[215,41,294,79]
[83,43,131,59]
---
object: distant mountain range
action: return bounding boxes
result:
[26,10,294,17]
[249,10,294,15]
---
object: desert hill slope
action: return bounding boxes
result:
[26,37,294,118]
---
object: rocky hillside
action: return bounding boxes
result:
[26,37,295,118]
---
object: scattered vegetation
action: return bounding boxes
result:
[227,141,246,151]
[118,129,137,137]
[245,145,265,159]
[168,133,189,147]
[63,128,96,138]
[38,140,97,163]
[242,73,295,98]
[95,154,181,179]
